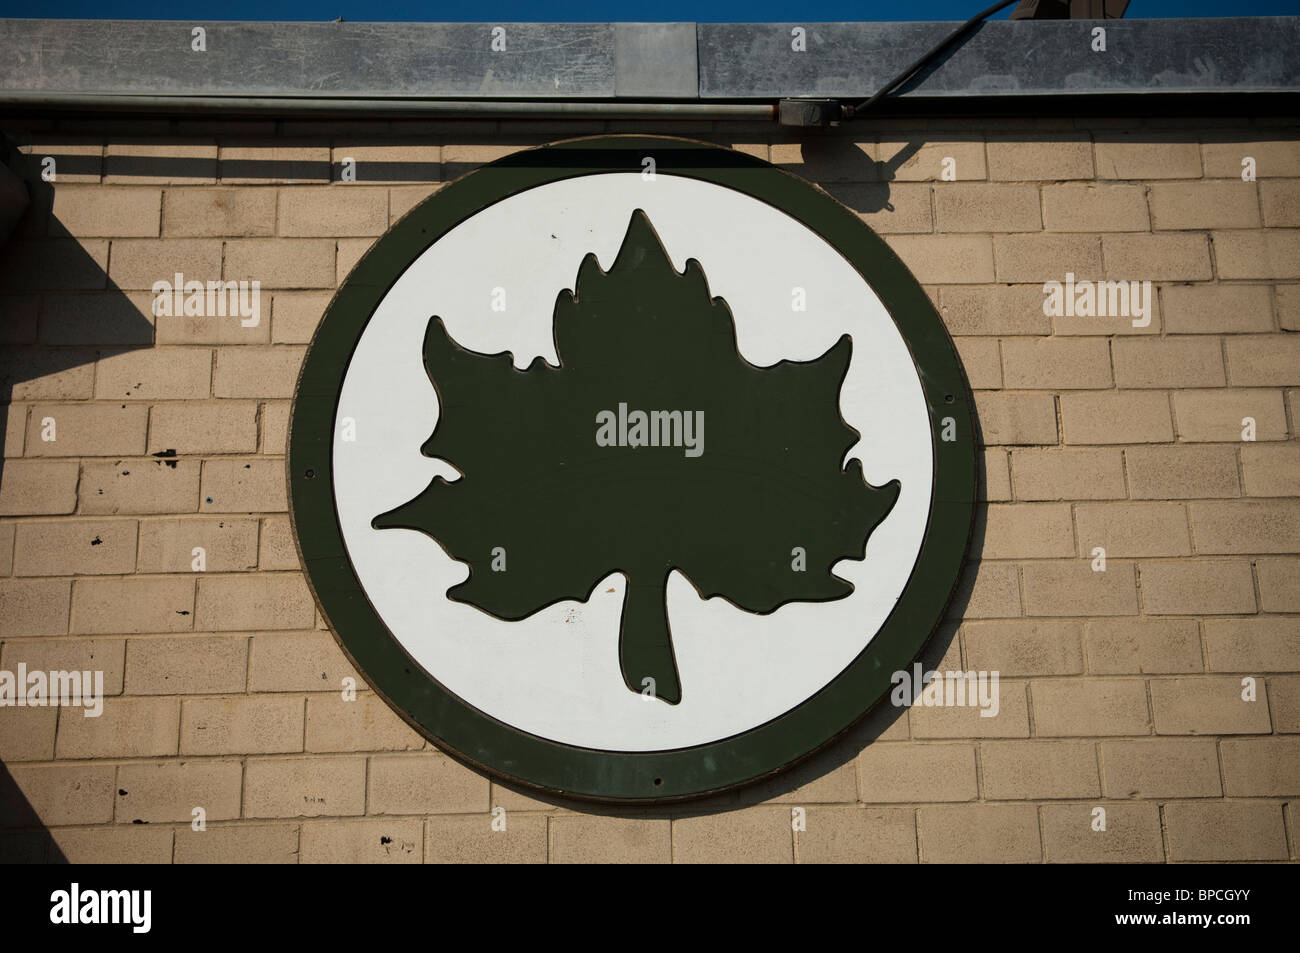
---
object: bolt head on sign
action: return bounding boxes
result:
[289,136,976,802]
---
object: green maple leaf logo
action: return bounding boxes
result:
[374,209,901,705]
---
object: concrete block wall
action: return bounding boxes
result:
[0,114,1296,863]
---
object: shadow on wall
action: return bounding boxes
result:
[773,138,926,214]
[0,139,155,863]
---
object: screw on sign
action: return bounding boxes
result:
[288,136,976,801]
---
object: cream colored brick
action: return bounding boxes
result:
[1041,803,1163,863]
[1221,740,1300,795]
[125,635,248,694]
[1258,557,1300,612]
[5,765,115,825]
[987,138,1093,181]
[17,403,142,459]
[1159,283,1274,333]
[1165,801,1287,861]
[1148,181,1260,229]
[0,348,95,400]
[1268,677,1300,731]
[1103,233,1213,281]
[549,815,671,864]
[672,808,793,864]
[257,515,299,570]
[1042,183,1149,232]
[880,139,986,181]
[219,140,331,184]
[1060,392,1173,444]
[982,448,1011,501]
[1012,449,1126,501]
[856,743,976,802]
[948,561,1020,619]
[148,401,258,455]
[0,520,11,574]
[261,402,291,454]
[1141,558,1256,614]
[199,459,287,513]
[50,827,173,863]
[243,757,366,818]
[224,239,335,289]
[1085,618,1202,674]
[939,285,1051,335]
[1214,230,1300,280]
[1095,139,1201,179]
[1024,560,1138,618]
[755,754,858,804]
[1031,678,1150,736]
[181,695,303,755]
[934,184,1040,233]
[982,740,1100,799]
[299,818,422,864]
[71,575,195,634]
[108,239,222,290]
[194,573,315,630]
[0,460,79,515]
[305,694,424,752]
[953,338,1001,389]
[1125,445,1240,499]
[1191,500,1300,554]
[1003,338,1112,389]
[13,519,137,575]
[389,185,442,224]
[884,235,995,284]
[0,636,125,694]
[94,348,212,400]
[424,813,546,864]
[1261,180,1300,226]
[1204,618,1300,672]
[0,707,57,761]
[981,504,1074,558]
[55,696,180,758]
[1112,337,1225,389]
[367,753,489,815]
[1202,140,1300,178]
[908,681,1030,739]
[137,517,258,573]
[162,188,276,237]
[972,393,1058,446]
[442,143,535,176]
[212,347,304,400]
[1101,739,1221,797]
[1074,502,1190,557]
[917,804,1040,863]
[0,578,71,637]
[15,135,102,184]
[105,139,217,184]
[115,760,242,823]
[337,238,375,279]
[80,459,201,515]
[333,142,441,185]
[993,234,1102,283]
[794,807,916,864]
[1279,284,1300,330]
[1151,677,1271,734]
[279,187,388,237]
[174,823,300,863]
[1225,334,1300,386]
[271,292,329,344]
[248,631,357,691]
[155,310,270,346]
[964,620,1082,677]
[51,187,161,238]
[853,183,933,234]
[1174,388,1287,441]
[5,403,24,455]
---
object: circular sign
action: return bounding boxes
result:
[289,135,976,802]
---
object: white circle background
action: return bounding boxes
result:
[332,172,933,752]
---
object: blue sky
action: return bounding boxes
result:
[10,0,1300,21]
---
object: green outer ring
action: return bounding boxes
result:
[288,135,977,803]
